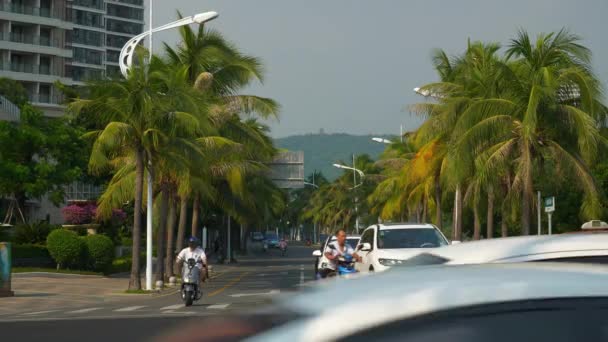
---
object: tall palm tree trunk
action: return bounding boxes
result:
[421,197,428,223]
[487,187,494,239]
[156,185,169,283]
[165,193,177,279]
[453,184,463,241]
[434,177,442,229]
[128,148,144,290]
[191,195,200,238]
[473,203,481,240]
[174,196,188,275]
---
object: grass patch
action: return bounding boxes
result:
[12,267,102,276]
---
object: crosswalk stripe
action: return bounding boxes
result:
[20,310,58,316]
[207,304,230,309]
[66,307,102,314]
[160,304,184,311]
[114,306,146,312]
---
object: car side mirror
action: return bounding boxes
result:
[360,242,372,251]
[312,250,322,257]
[451,240,461,245]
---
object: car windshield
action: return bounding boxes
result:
[377,228,448,249]
[265,234,278,240]
[329,238,360,250]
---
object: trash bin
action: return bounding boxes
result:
[0,242,14,297]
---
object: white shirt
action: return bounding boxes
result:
[177,247,207,269]
[324,241,354,270]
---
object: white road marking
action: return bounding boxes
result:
[162,310,197,314]
[66,307,102,314]
[160,304,184,311]
[114,306,146,312]
[207,304,230,309]
[229,290,280,298]
[20,310,58,316]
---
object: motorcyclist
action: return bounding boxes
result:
[319,229,361,278]
[279,238,288,250]
[176,236,208,284]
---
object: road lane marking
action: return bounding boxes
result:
[207,272,249,297]
[162,310,197,314]
[229,290,280,298]
[114,306,146,312]
[160,304,184,311]
[20,310,58,316]
[207,304,230,309]
[66,307,101,314]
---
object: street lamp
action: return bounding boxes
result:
[119,8,219,291]
[333,157,366,233]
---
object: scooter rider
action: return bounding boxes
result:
[319,229,361,278]
[176,236,208,284]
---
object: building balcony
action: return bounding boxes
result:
[29,93,64,105]
[0,61,60,76]
[0,32,62,48]
[0,3,65,20]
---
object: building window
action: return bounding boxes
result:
[107,4,143,20]
[106,50,120,63]
[73,9,104,28]
[73,47,104,65]
[69,66,104,81]
[106,34,129,48]
[115,0,144,6]
[73,28,104,47]
[73,0,104,10]
[106,18,142,35]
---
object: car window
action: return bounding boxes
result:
[535,255,608,264]
[359,229,374,247]
[346,238,360,249]
[340,298,608,342]
[377,228,448,249]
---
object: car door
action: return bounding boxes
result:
[356,228,375,272]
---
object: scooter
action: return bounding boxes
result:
[181,258,203,307]
[280,245,287,256]
[336,254,357,276]
[262,241,269,253]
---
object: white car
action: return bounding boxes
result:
[247,262,608,341]
[403,232,608,266]
[355,223,450,272]
[312,234,360,276]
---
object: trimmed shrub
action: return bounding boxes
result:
[84,235,114,272]
[12,244,50,259]
[11,244,53,267]
[108,257,132,274]
[13,221,58,244]
[46,229,85,269]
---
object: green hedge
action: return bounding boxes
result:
[12,244,51,259]
[108,257,132,274]
[46,229,85,269]
[13,221,59,244]
[84,235,114,272]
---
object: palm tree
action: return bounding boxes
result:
[71,57,208,290]
[455,29,605,235]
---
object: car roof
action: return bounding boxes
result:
[420,233,608,264]
[252,262,608,342]
[371,223,437,230]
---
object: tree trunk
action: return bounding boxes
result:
[473,203,481,240]
[486,188,494,239]
[421,197,428,223]
[191,195,200,238]
[453,184,463,241]
[501,210,508,237]
[156,185,169,283]
[521,189,531,235]
[176,196,188,252]
[129,147,144,290]
[165,193,177,279]
[415,203,422,223]
[434,177,442,229]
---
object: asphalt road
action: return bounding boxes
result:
[0,243,318,341]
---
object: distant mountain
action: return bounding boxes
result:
[274,133,393,180]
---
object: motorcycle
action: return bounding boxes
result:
[262,241,269,253]
[328,244,357,276]
[181,258,203,306]
[280,245,287,257]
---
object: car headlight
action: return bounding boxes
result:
[378,258,404,266]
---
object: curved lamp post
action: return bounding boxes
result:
[372,137,392,144]
[333,159,365,233]
[119,10,219,291]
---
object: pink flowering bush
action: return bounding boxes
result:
[61,203,97,224]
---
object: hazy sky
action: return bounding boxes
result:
[148,0,608,138]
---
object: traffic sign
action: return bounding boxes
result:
[544,197,555,213]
